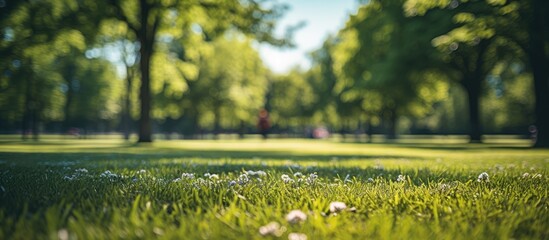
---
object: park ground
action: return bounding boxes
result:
[0,136,548,239]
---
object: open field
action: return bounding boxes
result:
[0,137,548,239]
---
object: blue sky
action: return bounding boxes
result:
[257,0,359,73]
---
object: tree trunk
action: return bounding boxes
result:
[530,0,549,148]
[122,65,133,140]
[460,41,488,143]
[366,118,373,143]
[21,75,31,141]
[213,107,220,139]
[31,106,39,141]
[137,0,156,143]
[62,62,75,133]
[239,120,245,139]
[386,110,398,140]
[464,78,482,143]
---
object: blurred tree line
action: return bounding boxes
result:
[0,0,547,147]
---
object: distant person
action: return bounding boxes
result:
[257,109,271,139]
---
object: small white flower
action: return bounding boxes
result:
[238,174,249,185]
[397,175,406,182]
[288,232,307,240]
[209,174,219,180]
[477,172,490,182]
[259,221,284,236]
[137,169,146,174]
[228,180,237,187]
[329,201,347,213]
[57,229,69,240]
[100,170,118,178]
[255,170,267,176]
[293,172,303,178]
[286,210,307,223]
[75,168,88,173]
[306,173,318,184]
[367,178,374,182]
[246,170,267,177]
[281,174,294,183]
[181,173,195,179]
[172,178,181,183]
[522,172,530,178]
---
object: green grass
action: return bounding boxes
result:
[0,137,548,239]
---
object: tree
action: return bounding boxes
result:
[105,0,290,142]
[405,0,549,145]
[175,35,268,137]
[267,69,317,133]
[0,0,104,139]
[336,0,449,139]
[525,0,549,147]
[96,20,140,140]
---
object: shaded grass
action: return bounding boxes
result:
[0,137,548,239]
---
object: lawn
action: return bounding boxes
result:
[0,137,548,239]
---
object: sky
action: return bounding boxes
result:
[257,0,359,74]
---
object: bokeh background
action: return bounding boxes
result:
[0,0,547,147]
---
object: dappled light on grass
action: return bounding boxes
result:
[0,139,548,239]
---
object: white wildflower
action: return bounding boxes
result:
[367,178,374,182]
[293,172,303,178]
[181,173,195,179]
[397,175,406,182]
[477,172,490,182]
[329,201,347,213]
[259,221,285,236]
[288,233,307,240]
[137,169,146,174]
[247,170,267,177]
[172,178,181,183]
[533,173,542,178]
[306,173,318,184]
[75,168,88,173]
[286,210,307,223]
[63,176,74,181]
[281,174,294,183]
[228,180,237,187]
[238,174,249,185]
[100,170,118,178]
[522,172,530,178]
[209,174,219,180]
[57,229,69,240]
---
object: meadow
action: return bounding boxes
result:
[0,136,548,239]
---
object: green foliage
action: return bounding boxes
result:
[329,0,451,135]
[177,35,269,131]
[268,69,317,128]
[0,138,548,239]
[482,62,535,133]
